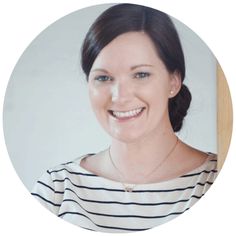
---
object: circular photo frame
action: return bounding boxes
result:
[2,2,232,234]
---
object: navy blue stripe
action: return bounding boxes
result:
[36,181,55,192]
[58,211,149,232]
[80,226,96,232]
[59,207,189,219]
[60,194,195,218]
[180,169,217,178]
[36,181,64,194]
[64,187,205,206]
[33,181,205,206]
[31,193,61,207]
[47,168,98,177]
[61,199,155,219]
[34,181,205,206]
[52,177,213,193]
[58,208,188,231]
[53,177,124,192]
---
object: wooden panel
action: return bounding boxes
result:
[217,63,233,170]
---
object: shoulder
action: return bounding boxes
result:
[31,153,100,215]
[31,153,98,195]
[46,153,97,177]
[197,153,218,175]
[79,150,108,176]
[33,153,97,188]
[168,140,218,181]
[179,140,217,169]
[179,152,218,183]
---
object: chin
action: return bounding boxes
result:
[110,131,144,144]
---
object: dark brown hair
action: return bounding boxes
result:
[81,3,191,132]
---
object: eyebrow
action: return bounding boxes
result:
[130,64,154,70]
[91,64,153,73]
[90,68,109,73]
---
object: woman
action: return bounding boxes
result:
[32,3,218,233]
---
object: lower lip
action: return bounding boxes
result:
[109,108,145,122]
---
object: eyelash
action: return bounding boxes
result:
[94,75,113,82]
[94,72,151,82]
[134,72,151,79]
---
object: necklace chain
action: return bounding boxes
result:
[108,137,179,192]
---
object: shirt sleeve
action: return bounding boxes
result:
[31,170,60,215]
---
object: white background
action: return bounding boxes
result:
[0,0,235,236]
[2,3,216,191]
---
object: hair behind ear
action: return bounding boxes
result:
[168,84,192,132]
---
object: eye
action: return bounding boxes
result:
[134,72,151,79]
[94,75,113,82]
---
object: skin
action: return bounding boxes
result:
[81,32,208,184]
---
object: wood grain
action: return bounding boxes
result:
[217,63,233,169]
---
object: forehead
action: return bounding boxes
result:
[91,32,163,71]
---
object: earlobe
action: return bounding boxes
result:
[169,72,182,98]
[169,90,176,98]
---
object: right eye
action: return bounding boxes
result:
[94,75,113,82]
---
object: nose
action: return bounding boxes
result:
[111,80,133,103]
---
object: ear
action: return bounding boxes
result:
[169,71,182,98]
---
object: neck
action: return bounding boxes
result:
[109,128,178,183]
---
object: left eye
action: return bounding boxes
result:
[134,72,150,79]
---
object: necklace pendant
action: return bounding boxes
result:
[125,186,134,192]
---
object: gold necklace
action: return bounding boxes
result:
[108,137,179,192]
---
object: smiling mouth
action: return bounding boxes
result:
[108,107,145,120]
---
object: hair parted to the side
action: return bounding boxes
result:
[81,3,191,132]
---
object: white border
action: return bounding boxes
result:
[0,1,235,235]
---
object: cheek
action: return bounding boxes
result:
[143,84,169,111]
[88,86,109,113]
[144,82,168,100]
[89,85,100,98]
[89,87,100,110]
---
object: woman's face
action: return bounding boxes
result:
[88,32,180,143]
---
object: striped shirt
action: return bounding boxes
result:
[31,153,218,233]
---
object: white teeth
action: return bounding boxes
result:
[112,108,143,118]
